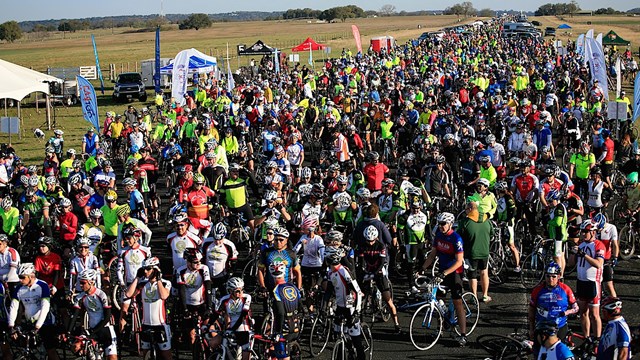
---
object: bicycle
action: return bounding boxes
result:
[618,214,639,260]
[520,236,554,290]
[308,298,335,357]
[476,328,533,360]
[331,314,373,360]
[66,333,104,360]
[10,326,47,360]
[209,329,256,360]
[225,212,254,254]
[252,333,302,360]
[408,276,480,351]
[360,274,392,324]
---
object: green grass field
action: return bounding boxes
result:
[0,14,638,164]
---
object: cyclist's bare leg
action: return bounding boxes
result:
[119,303,130,333]
[454,298,466,334]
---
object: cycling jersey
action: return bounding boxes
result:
[9,279,54,328]
[167,231,202,270]
[259,248,299,290]
[175,264,211,306]
[218,293,252,332]
[537,341,575,360]
[356,240,387,275]
[0,283,7,324]
[117,244,151,285]
[202,238,238,278]
[293,234,325,267]
[73,287,111,329]
[530,282,577,328]
[405,211,428,245]
[570,153,595,179]
[587,180,604,208]
[221,177,249,208]
[576,240,605,282]
[548,203,568,241]
[69,254,101,292]
[433,229,464,274]
[35,252,65,291]
[0,247,19,283]
[512,173,540,202]
[0,207,19,236]
[328,264,362,310]
[139,279,172,326]
[597,223,618,260]
[597,317,631,360]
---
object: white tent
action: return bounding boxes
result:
[171,48,218,104]
[0,58,62,101]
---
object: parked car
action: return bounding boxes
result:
[112,72,147,102]
[545,27,556,36]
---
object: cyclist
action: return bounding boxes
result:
[116,204,152,250]
[421,212,467,346]
[598,297,631,360]
[167,213,203,270]
[175,248,212,348]
[0,280,10,360]
[125,257,172,360]
[69,237,101,293]
[471,177,497,219]
[535,320,576,360]
[123,177,147,223]
[593,214,619,298]
[292,215,324,312]
[575,220,605,339]
[34,236,64,303]
[8,263,60,360]
[21,187,52,238]
[0,234,20,291]
[220,163,256,231]
[201,222,238,296]
[82,208,107,262]
[69,269,118,360]
[325,246,366,360]
[569,141,596,200]
[403,199,428,276]
[355,225,401,333]
[511,158,540,237]
[547,189,569,277]
[269,261,303,360]
[56,197,78,255]
[257,227,302,292]
[0,197,19,243]
[206,277,253,360]
[495,181,521,271]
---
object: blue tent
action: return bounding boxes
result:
[557,24,572,29]
[160,55,217,74]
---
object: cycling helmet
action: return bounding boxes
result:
[274,227,289,239]
[45,146,55,154]
[324,246,345,265]
[59,197,72,207]
[443,134,455,141]
[213,222,227,240]
[544,165,555,176]
[592,213,607,230]
[627,172,638,184]
[267,161,278,169]
[410,200,423,209]
[321,228,343,245]
[102,160,112,168]
[239,145,248,153]
[226,277,245,292]
[67,148,76,155]
[122,177,137,186]
[336,175,348,184]
[27,165,38,174]
[540,145,550,154]
[302,215,319,232]
[509,157,521,165]
[25,188,37,197]
[368,151,380,161]
[89,208,103,218]
[73,159,83,168]
[142,257,161,269]
[494,181,508,192]
[397,168,409,177]
[535,320,558,337]
[193,173,206,184]
[381,178,395,187]
[477,178,490,187]
[404,152,417,161]
[18,263,36,276]
[116,204,131,217]
[301,167,312,179]
[229,163,241,172]
[126,158,138,167]
[20,175,29,186]
[264,190,278,202]
[479,155,491,163]
[0,234,8,243]
[580,220,595,231]
[486,134,496,143]
[76,237,90,247]
[274,146,284,155]
[363,225,379,241]
[204,152,216,160]
[269,262,286,277]
[45,176,58,185]
[546,261,561,275]
[184,248,203,263]
[591,166,602,176]
[1,197,12,209]
[264,217,279,230]
[545,189,561,201]
[38,236,54,247]
[27,176,39,187]
[104,190,117,202]
[580,141,590,153]
[356,187,371,200]
[329,163,341,172]
[173,212,188,224]
[68,174,82,185]
[436,212,455,224]
[77,269,99,285]
[601,297,622,315]
[130,145,139,154]
[407,186,422,196]
[435,155,446,164]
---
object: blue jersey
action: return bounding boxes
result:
[86,193,105,210]
[537,341,575,360]
[530,282,577,328]
[433,229,464,273]
[260,248,299,290]
[597,317,631,360]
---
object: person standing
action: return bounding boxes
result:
[535,320,576,360]
[575,220,605,340]
[597,297,631,360]
[458,200,493,303]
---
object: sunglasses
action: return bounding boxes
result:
[176,223,187,227]
[275,238,288,242]
[78,246,90,249]
[18,275,28,280]
[79,280,90,285]
[266,232,274,235]
[233,289,243,294]
[546,274,558,278]
[144,266,154,271]
[438,222,448,226]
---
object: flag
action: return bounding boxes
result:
[586,29,594,38]
[352,25,362,53]
[615,57,621,98]
[227,60,235,94]
[274,48,280,74]
[154,27,161,94]
[596,33,603,48]
[633,71,640,124]
[91,35,104,94]
[585,37,609,101]
[576,34,585,55]
[77,75,100,133]
[171,49,191,104]
[308,47,313,67]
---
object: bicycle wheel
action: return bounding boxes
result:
[409,303,443,351]
[331,339,345,360]
[361,322,374,360]
[477,334,528,360]
[488,252,506,285]
[241,259,258,292]
[562,151,572,171]
[515,220,531,254]
[618,225,636,260]
[111,283,123,311]
[520,252,546,290]
[380,284,392,323]
[288,341,302,360]
[309,314,332,357]
[455,292,480,335]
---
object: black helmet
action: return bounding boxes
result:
[535,320,558,337]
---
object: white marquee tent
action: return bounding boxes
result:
[0,58,62,101]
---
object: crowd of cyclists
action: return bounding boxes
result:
[1,14,640,360]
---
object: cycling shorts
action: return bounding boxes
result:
[603,262,614,282]
[466,258,488,279]
[554,240,565,257]
[96,325,118,356]
[140,324,172,351]
[441,272,463,300]
[576,279,601,306]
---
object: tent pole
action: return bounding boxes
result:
[46,95,51,130]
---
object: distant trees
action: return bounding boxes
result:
[0,21,23,42]
[282,8,322,19]
[179,13,212,30]
[535,1,580,16]
[379,4,397,16]
[444,2,477,17]
[319,6,366,22]
[477,8,494,17]
[58,20,90,32]
[594,7,622,15]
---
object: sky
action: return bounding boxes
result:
[1,0,637,23]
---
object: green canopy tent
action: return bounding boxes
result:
[602,30,630,46]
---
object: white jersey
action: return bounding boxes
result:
[302,202,324,219]
[598,223,618,260]
[73,287,111,329]
[69,254,101,292]
[175,264,211,306]
[139,279,171,326]
[577,240,605,282]
[9,279,54,328]
[202,238,238,278]
[587,180,604,208]
[508,132,525,153]
[293,234,325,267]
[286,143,304,166]
[488,143,506,167]
[117,244,151,285]
[0,247,20,283]
[328,264,362,310]
[218,294,252,332]
[167,231,202,270]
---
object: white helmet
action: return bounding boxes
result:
[326,230,344,243]
[89,208,103,218]
[78,269,98,282]
[68,174,82,185]
[213,222,227,240]
[1,197,12,209]
[18,263,36,276]
[267,161,278,169]
[226,277,245,291]
[59,197,72,207]
[356,187,371,200]
[477,178,490,187]
[436,212,455,224]
[264,190,278,202]
[76,237,91,247]
[301,167,312,178]
[122,177,137,186]
[142,256,161,269]
[363,225,379,241]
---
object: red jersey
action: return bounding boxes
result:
[58,212,78,242]
[35,252,65,290]
[363,163,389,191]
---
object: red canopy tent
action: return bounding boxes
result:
[291,37,326,52]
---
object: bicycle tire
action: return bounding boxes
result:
[331,339,345,360]
[289,341,302,360]
[309,314,332,357]
[361,322,374,360]
[476,334,529,359]
[409,303,443,351]
[111,283,122,311]
[520,252,546,290]
[455,292,480,336]
[488,252,506,285]
[618,225,636,260]
[241,258,258,292]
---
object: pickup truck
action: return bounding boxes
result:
[112,72,147,102]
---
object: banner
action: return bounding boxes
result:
[586,29,594,39]
[76,75,100,133]
[633,71,640,123]
[171,49,191,105]
[274,48,280,74]
[154,27,161,94]
[615,57,621,98]
[585,37,609,101]
[596,33,603,48]
[90,35,104,94]
[576,34,585,55]
[226,60,235,94]
[352,25,362,53]
[308,47,313,67]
